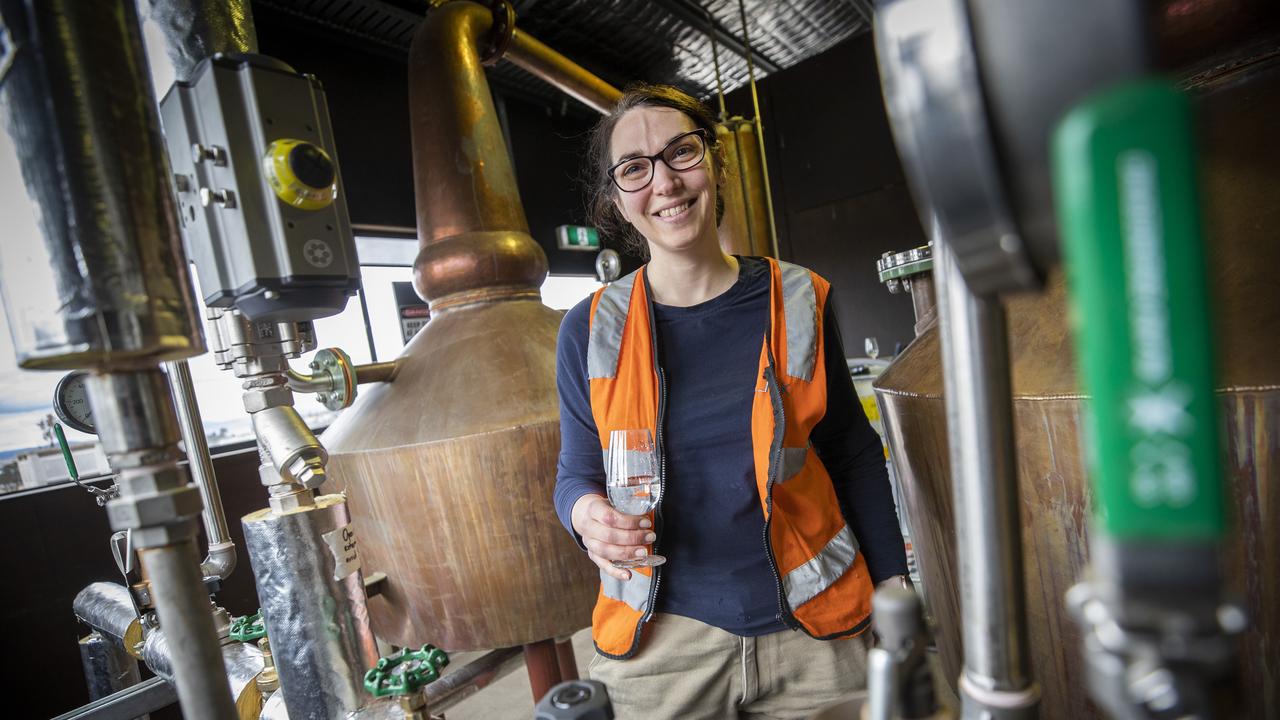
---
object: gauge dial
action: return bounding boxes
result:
[54,371,96,435]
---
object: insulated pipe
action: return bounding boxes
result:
[506,29,622,115]
[80,631,143,703]
[136,0,257,83]
[74,582,144,651]
[166,360,236,581]
[933,236,1039,718]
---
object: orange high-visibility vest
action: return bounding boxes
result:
[585,257,874,658]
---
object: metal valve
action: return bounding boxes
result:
[228,610,267,642]
[364,644,450,720]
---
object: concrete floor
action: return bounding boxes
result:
[443,627,596,719]
[438,630,956,720]
[435,628,939,720]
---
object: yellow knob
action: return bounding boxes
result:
[262,139,337,210]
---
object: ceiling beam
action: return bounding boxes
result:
[647,0,783,75]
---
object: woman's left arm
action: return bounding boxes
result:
[809,295,909,584]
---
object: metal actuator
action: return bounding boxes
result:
[160,53,359,322]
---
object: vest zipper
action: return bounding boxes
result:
[763,351,803,633]
[635,275,665,644]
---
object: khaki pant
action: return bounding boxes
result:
[587,613,867,720]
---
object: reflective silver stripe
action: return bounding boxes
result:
[600,567,652,613]
[783,524,859,610]
[778,261,817,382]
[587,272,638,380]
[779,445,809,483]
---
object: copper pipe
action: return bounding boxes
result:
[506,29,622,115]
[408,1,548,304]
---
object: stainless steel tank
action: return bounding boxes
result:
[873,57,1280,718]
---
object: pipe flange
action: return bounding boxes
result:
[311,347,355,411]
[877,244,933,292]
[480,0,516,67]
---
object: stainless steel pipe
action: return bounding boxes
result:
[166,360,237,580]
[90,369,237,720]
[934,237,1039,718]
[139,541,238,720]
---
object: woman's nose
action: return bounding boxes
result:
[650,160,683,194]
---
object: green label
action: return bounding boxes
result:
[1052,79,1223,540]
[556,224,601,250]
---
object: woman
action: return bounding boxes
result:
[554,83,907,719]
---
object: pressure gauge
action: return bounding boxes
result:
[54,371,96,435]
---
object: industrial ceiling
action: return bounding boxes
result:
[252,0,872,109]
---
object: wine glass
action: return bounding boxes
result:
[606,428,666,568]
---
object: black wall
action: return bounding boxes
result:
[725,33,924,356]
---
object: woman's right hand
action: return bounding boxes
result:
[571,493,656,581]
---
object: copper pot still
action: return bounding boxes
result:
[320,2,597,652]
[873,57,1280,718]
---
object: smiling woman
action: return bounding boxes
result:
[553,84,908,720]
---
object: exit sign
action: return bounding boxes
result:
[556,225,601,251]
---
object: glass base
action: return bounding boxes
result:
[612,554,666,569]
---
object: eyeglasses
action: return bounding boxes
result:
[608,129,709,193]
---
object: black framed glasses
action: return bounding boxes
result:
[608,129,709,193]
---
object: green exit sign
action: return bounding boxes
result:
[556,225,601,251]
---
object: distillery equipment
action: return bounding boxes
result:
[872,0,1279,717]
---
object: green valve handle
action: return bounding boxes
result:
[363,644,450,697]
[53,423,80,482]
[229,611,267,642]
[1052,79,1223,541]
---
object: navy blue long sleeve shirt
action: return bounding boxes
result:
[554,257,906,636]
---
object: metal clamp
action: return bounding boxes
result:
[481,0,517,66]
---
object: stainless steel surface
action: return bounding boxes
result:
[875,0,1040,294]
[865,645,896,720]
[933,239,1038,716]
[0,0,203,370]
[139,541,239,720]
[137,0,257,83]
[252,405,329,490]
[242,494,379,719]
[80,631,143,702]
[166,360,237,580]
[52,676,178,720]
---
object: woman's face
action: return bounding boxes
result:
[609,106,718,257]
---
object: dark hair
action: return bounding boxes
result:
[585,83,727,258]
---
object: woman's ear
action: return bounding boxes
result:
[612,195,630,226]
